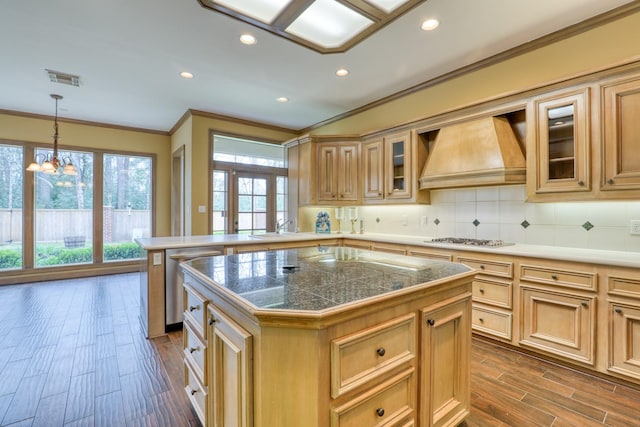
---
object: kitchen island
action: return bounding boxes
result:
[179,246,475,427]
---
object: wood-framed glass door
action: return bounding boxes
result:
[234,172,273,234]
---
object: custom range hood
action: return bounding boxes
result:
[419,116,526,189]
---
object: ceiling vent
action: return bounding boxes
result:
[46,69,80,87]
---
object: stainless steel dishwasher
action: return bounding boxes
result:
[164,246,223,330]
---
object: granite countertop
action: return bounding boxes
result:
[182,246,471,312]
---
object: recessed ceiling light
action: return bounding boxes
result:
[421,18,439,31]
[240,34,257,45]
[276,97,289,103]
[336,68,349,77]
[179,71,194,79]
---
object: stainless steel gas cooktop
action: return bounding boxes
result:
[428,237,513,247]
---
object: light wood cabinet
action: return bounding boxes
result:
[527,87,591,199]
[601,75,640,191]
[207,305,253,427]
[420,296,471,427]
[362,139,384,200]
[317,143,359,202]
[607,273,640,381]
[362,131,429,204]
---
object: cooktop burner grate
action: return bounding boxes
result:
[428,237,512,247]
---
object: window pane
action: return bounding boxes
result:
[254,195,266,212]
[238,195,252,212]
[0,144,23,270]
[103,154,152,262]
[213,135,286,167]
[35,149,94,267]
[254,179,267,195]
[212,170,227,234]
[238,213,252,229]
[238,178,252,195]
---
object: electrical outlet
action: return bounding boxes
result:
[631,220,640,235]
[152,253,162,265]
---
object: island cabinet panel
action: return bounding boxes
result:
[420,296,471,427]
[207,305,253,427]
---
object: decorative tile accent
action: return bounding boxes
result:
[582,221,594,231]
[473,219,480,227]
[434,218,440,225]
[521,220,530,229]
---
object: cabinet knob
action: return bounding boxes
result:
[376,408,385,417]
[479,288,485,293]
[208,317,217,325]
[189,305,200,312]
[190,389,198,396]
[378,192,382,196]
[427,319,435,326]
[551,275,558,280]
[479,265,485,270]
[615,308,623,314]
[607,178,614,185]
[479,318,484,323]
[376,348,386,357]
[189,346,199,354]
[581,302,588,307]
[578,180,584,186]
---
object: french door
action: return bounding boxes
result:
[234,172,272,234]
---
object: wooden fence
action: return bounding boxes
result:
[0,208,150,244]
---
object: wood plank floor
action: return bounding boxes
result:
[0,273,639,426]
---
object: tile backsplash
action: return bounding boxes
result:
[298,185,640,252]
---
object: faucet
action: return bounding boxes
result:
[276,218,296,234]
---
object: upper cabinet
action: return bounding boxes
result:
[527,87,591,199]
[601,75,640,192]
[362,130,429,204]
[317,143,359,202]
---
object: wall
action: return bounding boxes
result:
[171,115,193,235]
[300,185,640,252]
[0,112,172,236]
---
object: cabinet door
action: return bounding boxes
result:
[520,286,595,365]
[601,77,640,190]
[207,306,253,427]
[532,88,590,194]
[421,297,471,427]
[338,144,359,201]
[318,145,338,201]
[609,303,640,380]
[362,139,384,200]
[385,132,413,199]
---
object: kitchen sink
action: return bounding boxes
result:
[247,232,301,239]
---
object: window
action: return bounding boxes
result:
[0,144,23,270]
[103,154,152,261]
[212,134,288,235]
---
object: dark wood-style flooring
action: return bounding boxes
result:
[0,273,638,426]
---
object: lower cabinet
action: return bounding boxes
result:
[207,305,253,427]
[420,298,471,427]
[520,286,596,365]
[608,303,640,380]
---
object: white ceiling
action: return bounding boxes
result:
[0,0,635,132]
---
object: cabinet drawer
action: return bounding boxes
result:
[472,306,512,340]
[371,243,406,255]
[608,275,640,299]
[331,313,416,398]
[183,283,208,336]
[185,360,207,426]
[472,278,512,309]
[406,248,452,262]
[331,368,415,427]
[457,257,513,278]
[184,320,206,385]
[520,264,596,291]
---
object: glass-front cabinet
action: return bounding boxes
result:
[384,131,412,199]
[530,88,591,195]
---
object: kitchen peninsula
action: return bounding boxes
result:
[179,246,475,427]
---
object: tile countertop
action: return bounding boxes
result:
[181,246,472,312]
[136,232,640,269]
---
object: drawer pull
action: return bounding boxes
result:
[208,317,217,325]
[578,180,584,186]
[376,348,386,357]
[478,318,484,323]
[479,288,485,293]
[551,275,558,280]
[607,178,614,185]
[376,408,385,417]
[189,305,201,312]
[427,319,435,326]
[479,265,485,270]
[189,346,200,354]
[581,302,588,307]
[190,389,198,396]
[615,308,623,314]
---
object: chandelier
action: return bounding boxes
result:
[26,94,78,175]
